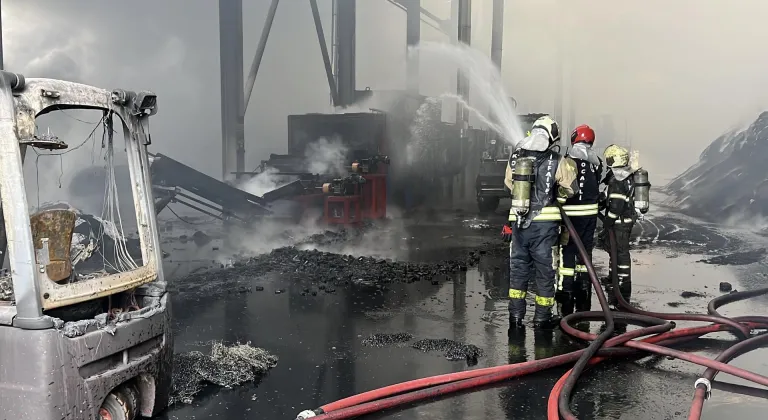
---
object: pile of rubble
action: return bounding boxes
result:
[180,243,503,287]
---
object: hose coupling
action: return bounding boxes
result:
[296,410,317,419]
[694,377,712,400]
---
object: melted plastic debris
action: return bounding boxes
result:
[362,332,414,347]
[56,313,113,337]
[51,302,163,337]
[171,341,278,405]
[412,338,485,365]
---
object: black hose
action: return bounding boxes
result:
[708,287,768,318]
[556,206,615,420]
[556,209,759,419]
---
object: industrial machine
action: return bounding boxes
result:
[150,112,390,226]
[0,72,170,420]
[475,113,547,213]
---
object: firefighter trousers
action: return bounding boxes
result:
[508,221,559,322]
[608,222,634,304]
[558,216,597,314]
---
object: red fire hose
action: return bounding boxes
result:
[295,211,768,420]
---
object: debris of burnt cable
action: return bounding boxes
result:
[171,341,278,405]
[412,338,485,366]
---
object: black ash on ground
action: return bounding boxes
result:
[361,333,415,347]
[698,248,766,266]
[179,242,504,289]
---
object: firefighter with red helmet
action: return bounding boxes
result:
[503,115,580,330]
[556,124,602,316]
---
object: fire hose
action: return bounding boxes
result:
[296,210,768,420]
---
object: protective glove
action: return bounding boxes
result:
[597,192,607,211]
[501,223,513,242]
[603,216,615,229]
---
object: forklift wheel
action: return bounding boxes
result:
[99,385,137,420]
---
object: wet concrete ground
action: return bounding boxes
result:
[156,206,768,420]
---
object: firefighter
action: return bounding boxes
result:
[503,115,580,330]
[600,144,649,304]
[556,124,602,316]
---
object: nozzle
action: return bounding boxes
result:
[0,71,25,91]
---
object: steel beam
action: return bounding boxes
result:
[404,0,420,94]
[219,0,245,179]
[455,0,471,130]
[0,0,6,268]
[243,0,280,114]
[310,0,339,106]
[335,0,356,107]
[491,0,504,70]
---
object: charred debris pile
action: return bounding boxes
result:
[666,111,768,224]
[182,240,504,288]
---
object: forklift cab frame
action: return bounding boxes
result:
[0,72,171,419]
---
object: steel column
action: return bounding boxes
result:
[335,0,356,107]
[404,0,420,94]
[491,0,504,70]
[219,0,245,179]
[455,0,471,130]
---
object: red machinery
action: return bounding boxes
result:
[321,158,388,225]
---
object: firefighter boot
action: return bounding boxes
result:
[508,297,526,331]
[532,304,561,330]
[556,291,574,317]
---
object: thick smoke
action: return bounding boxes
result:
[9,0,768,185]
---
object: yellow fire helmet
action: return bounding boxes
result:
[531,115,560,144]
[604,144,630,168]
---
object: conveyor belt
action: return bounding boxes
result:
[150,153,272,218]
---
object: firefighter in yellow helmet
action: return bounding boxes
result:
[599,144,650,305]
[503,115,580,330]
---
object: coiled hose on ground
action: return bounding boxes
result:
[296,210,768,420]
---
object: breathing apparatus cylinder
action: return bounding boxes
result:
[633,168,651,214]
[511,157,535,226]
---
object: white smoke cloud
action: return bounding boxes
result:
[305,136,349,176]
[238,167,288,198]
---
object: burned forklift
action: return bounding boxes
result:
[475,113,547,213]
[0,72,170,419]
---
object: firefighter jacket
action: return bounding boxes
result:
[504,148,579,227]
[602,167,637,224]
[563,144,602,217]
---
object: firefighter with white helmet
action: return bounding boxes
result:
[503,115,580,330]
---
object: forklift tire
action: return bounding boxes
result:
[477,197,500,214]
[99,384,137,420]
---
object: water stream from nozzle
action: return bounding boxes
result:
[410,42,526,148]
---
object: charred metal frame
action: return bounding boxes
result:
[0,73,172,420]
[0,74,164,326]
